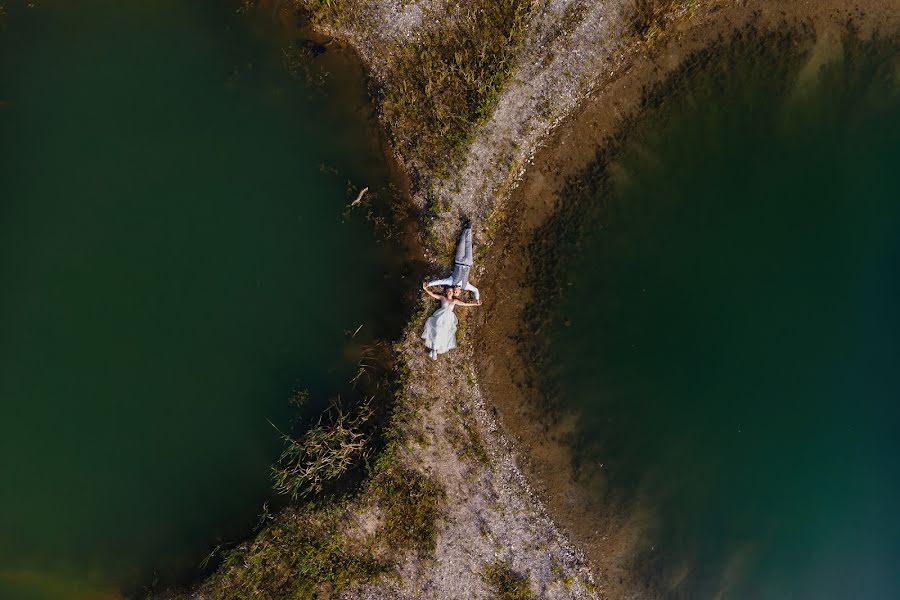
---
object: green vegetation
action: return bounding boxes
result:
[482,560,536,600]
[425,189,452,221]
[355,182,417,244]
[626,0,693,44]
[446,421,489,468]
[300,0,536,173]
[627,0,674,40]
[446,407,491,468]
[300,0,361,28]
[271,397,373,499]
[201,456,444,599]
[627,1,741,45]
[381,1,535,172]
[371,462,446,555]
[204,505,390,600]
[193,343,446,600]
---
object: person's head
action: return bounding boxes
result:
[443,286,454,299]
[452,286,462,299]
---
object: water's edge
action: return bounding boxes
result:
[474,4,899,598]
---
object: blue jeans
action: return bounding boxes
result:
[451,225,473,287]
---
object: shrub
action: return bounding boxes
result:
[482,560,535,600]
[272,397,373,499]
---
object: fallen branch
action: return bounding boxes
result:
[349,186,369,208]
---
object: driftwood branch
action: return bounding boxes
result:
[349,186,369,208]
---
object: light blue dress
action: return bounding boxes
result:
[422,298,458,359]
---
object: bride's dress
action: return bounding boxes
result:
[421,298,458,359]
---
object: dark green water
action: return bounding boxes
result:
[0,2,402,598]
[545,32,900,598]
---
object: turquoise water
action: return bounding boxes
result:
[545,34,900,597]
[0,2,402,598]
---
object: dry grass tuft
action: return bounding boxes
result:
[372,462,446,555]
[482,560,536,600]
[626,0,682,44]
[272,397,374,499]
[380,1,535,173]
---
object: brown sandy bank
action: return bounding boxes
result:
[473,1,899,598]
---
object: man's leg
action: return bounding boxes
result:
[451,264,471,289]
[454,224,474,267]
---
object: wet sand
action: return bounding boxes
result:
[473,1,900,597]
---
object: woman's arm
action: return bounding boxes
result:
[422,281,442,300]
[454,299,482,307]
[427,276,453,288]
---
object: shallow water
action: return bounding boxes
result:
[0,2,403,598]
[545,33,900,598]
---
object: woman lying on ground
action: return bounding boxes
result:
[421,281,481,360]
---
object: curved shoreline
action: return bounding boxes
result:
[474,1,898,597]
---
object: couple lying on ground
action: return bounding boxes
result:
[421,221,481,360]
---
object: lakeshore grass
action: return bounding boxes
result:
[381,0,535,173]
[200,440,444,599]
[271,396,374,500]
[191,330,445,599]
[200,456,444,599]
[626,0,712,45]
[482,560,536,600]
[204,504,390,600]
[371,462,446,556]
[628,0,679,39]
[300,0,535,174]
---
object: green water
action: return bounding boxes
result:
[0,2,402,598]
[545,33,900,598]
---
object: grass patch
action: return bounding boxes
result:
[463,418,491,467]
[425,188,452,221]
[200,457,444,599]
[371,462,446,556]
[299,0,363,29]
[271,339,397,501]
[271,397,373,500]
[447,410,491,468]
[482,560,535,600]
[297,0,535,172]
[380,1,535,173]
[204,506,390,600]
[626,0,688,44]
